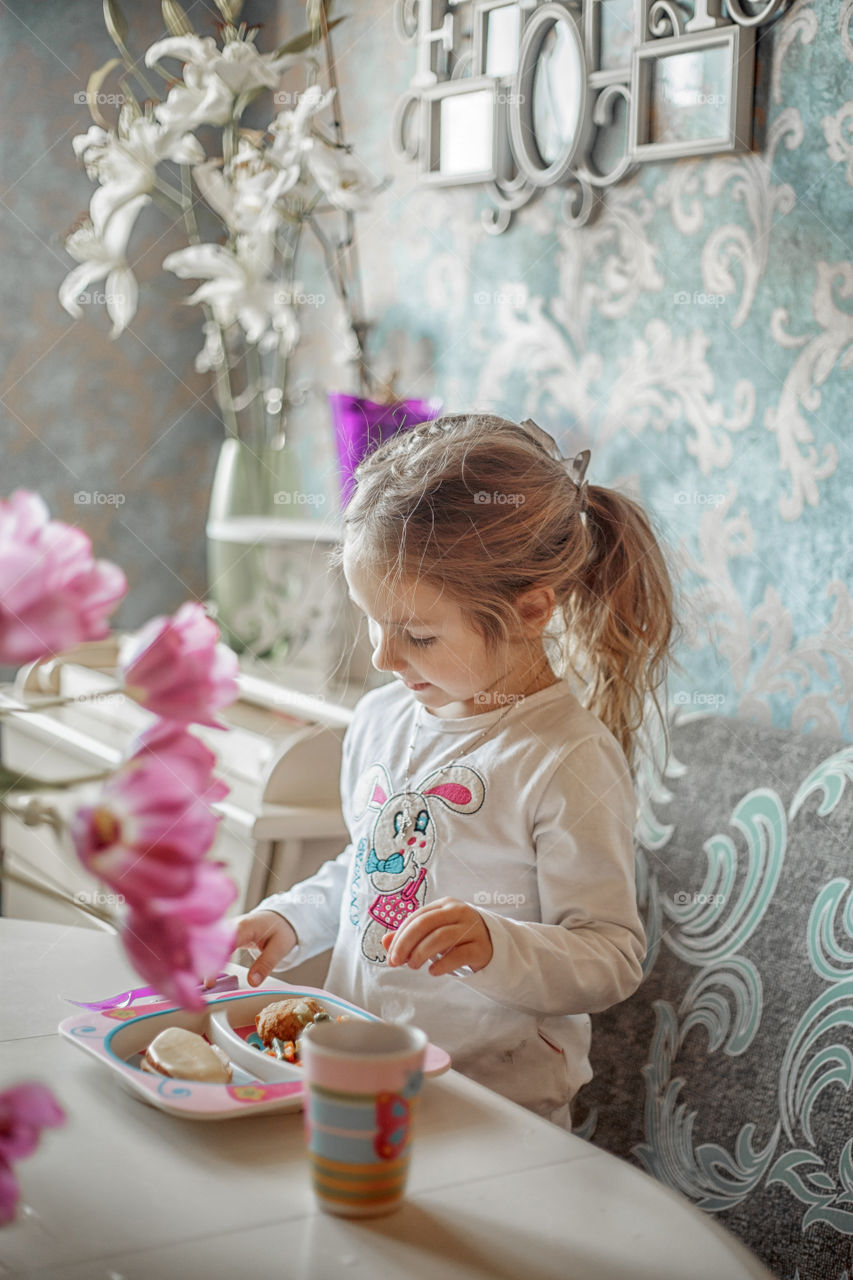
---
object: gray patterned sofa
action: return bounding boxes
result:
[572,714,853,1280]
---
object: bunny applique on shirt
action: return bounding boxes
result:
[350,761,485,964]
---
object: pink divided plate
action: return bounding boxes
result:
[58,984,451,1121]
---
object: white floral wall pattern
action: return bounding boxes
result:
[311,0,852,740]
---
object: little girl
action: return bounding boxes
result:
[230,412,675,1130]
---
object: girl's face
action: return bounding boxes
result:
[343,543,551,717]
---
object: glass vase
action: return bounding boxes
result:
[205,437,346,674]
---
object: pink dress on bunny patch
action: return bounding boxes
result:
[369,866,428,932]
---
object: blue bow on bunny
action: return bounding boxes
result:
[366,849,405,874]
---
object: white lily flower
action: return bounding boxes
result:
[194,320,226,374]
[163,236,300,352]
[268,84,335,171]
[193,139,299,238]
[146,32,297,132]
[305,137,381,212]
[154,64,234,132]
[71,109,204,239]
[212,38,298,96]
[63,16,380,373]
[72,125,110,180]
[58,194,149,337]
[144,34,220,70]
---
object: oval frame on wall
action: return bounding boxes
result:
[509,2,592,188]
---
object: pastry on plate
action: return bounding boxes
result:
[140,1027,232,1083]
[255,997,329,1046]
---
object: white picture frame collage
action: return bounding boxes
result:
[393,0,788,231]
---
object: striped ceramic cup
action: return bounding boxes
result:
[300,1018,428,1217]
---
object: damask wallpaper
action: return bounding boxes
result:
[296,0,852,738]
[1,0,850,732]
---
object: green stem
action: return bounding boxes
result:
[112,38,162,101]
[0,762,113,797]
[152,174,188,207]
[180,163,241,440]
[223,120,238,168]
[149,187,186,220]
[244,342,267,450]
[268,222,302,439]
[317,0,370,394]
[306,212,370,392]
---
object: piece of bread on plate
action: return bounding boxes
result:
[140,1027,232,1083]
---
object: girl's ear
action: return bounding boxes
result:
[515,586,555,635]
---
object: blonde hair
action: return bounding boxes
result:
[331,412,678,774]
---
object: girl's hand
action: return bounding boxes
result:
[382,898,493,977]
[230,910,299,988]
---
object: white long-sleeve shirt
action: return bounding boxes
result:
[253,677,645,1129]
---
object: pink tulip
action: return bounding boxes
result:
[0,1083,65,1226]
[130,719,230,807]
[122,864,238,1010]
[120,601,239,728]
[0,490,126,665]
[70,731,226,904]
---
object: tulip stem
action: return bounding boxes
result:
[0,762,114,796]
[0,865,116,930]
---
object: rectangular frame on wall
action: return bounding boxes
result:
[473,0,526,79]
[419,76,508,185]
[629,25,755,161]
[585,0,642,87]
[413,0,456,87]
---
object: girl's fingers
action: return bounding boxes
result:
[427,941,480,978]
[394,923,465,970]
[386,907,463,965]
[234,916,265,948]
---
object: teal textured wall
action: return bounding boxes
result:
[309,0,852,738]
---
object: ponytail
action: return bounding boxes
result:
[561,485,676,773]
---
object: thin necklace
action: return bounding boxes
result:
[399,671,550,825]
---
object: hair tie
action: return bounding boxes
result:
[518,419,591,511]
